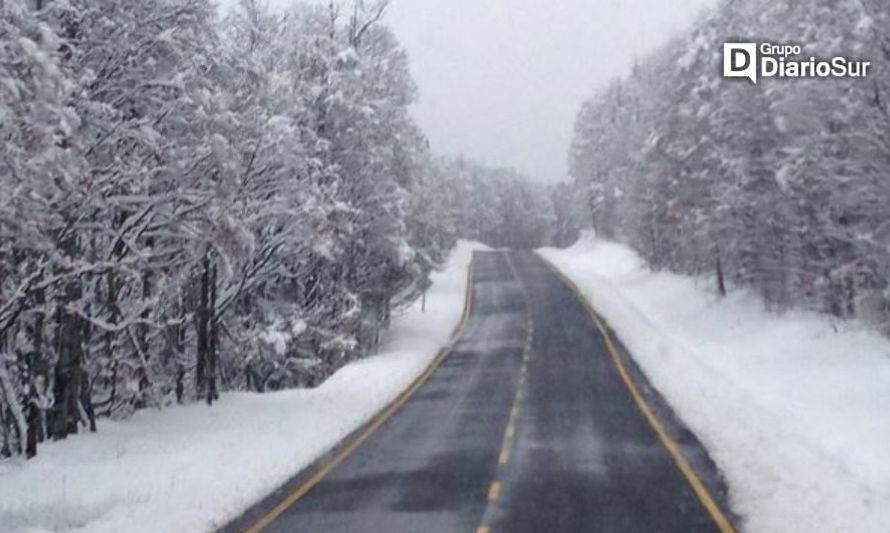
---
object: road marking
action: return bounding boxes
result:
[488,482,502,500]
[498,449,510,465]
[475,252,536,532]
[538,255,737,533]
[242,259,477,533]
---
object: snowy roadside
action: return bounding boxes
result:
[539,232,890,533]
[0,241,486,533]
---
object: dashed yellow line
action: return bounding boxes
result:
[498,449,510,465]
[488,482,502,500]
[477,253,537,532]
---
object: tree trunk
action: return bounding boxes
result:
[206,263,218,405]
[174,300,186,404]
[135,268,152,406]
[50,291,85,439]
[25,401,39,458]
[26,287,47,457]
[195,253,210,400]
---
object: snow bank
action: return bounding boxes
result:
[0,241,487,533]
[539,232,890,533]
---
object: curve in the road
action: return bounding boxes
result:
[223,251,737,533]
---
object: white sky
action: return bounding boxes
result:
[220,0,716,182]
[386,0,715,182]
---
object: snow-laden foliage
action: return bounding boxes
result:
[0,0,554,458]
[415,156,560,251]
[568,0,890,323]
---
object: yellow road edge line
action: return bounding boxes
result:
[536,255,737,533]
[488,481,502,500]
[476,526,491,533]
[244,258,477,533]
[505,424,516,439]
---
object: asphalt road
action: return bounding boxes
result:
[225,251,734,533]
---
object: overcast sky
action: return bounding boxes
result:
[385,0,715,182]
[220,0,715,182]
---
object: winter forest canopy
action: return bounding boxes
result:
[0,0,569,458]
[570,0,890,322]
[3,0,890,463]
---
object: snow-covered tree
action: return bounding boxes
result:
[0,0,558,458]
[567,0,890,324]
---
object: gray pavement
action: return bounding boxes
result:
[224,251,733,533]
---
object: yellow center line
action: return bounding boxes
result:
[477,252,536,533]
[498,449,510,465]
[488,481,502,500]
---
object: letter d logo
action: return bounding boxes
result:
[723,42,758,84]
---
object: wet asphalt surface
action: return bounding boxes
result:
[228,251,731,533]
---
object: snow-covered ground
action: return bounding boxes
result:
[0,241,486,533]
[539,232,890,533]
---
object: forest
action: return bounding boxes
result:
[569,0,890,323]
[0,0,568,458]
[8,0,887,465]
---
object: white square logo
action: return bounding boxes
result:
[723,42,758,84]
